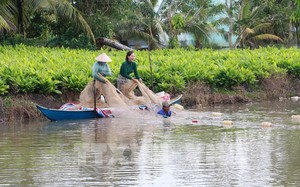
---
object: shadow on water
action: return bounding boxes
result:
[1,99,300,186]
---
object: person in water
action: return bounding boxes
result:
[157,101,172,117]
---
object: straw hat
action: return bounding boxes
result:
[162,101,170,107]
[95,53,112,62]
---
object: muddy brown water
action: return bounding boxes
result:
[1,100,300,186]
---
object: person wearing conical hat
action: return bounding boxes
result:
[92,53,130,107]
[93,53,112,83]
[79,53,114,108]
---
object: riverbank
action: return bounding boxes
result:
[0,92,78,123]
[182,76,300,109]
[1,76,300,123]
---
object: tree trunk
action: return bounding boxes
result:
[296,24,299,47]
[96,37,133,50]
[85,0,93,15]
[17,0,24,36]
[225,0,233,48]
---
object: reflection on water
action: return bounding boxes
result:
[1,100,300,186]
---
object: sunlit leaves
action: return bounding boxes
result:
[171,14,185,29]
[1,45,300,96]
[0,78,9,95]
[0,0,95,43]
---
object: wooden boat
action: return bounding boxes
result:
[36,105,111,121]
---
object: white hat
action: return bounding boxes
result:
[95,53,112,62]
[162,101,170,107]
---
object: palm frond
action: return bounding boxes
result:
[0,0,16,30]
[48,0,95,43]
[0,0,16,19]
[118,27,160,48]
[249,34,283,43]
[28,0,48,12]
[153,20,167,41]
[209,3,226,16]
[244,27,255,34]
[241,0,263,20]
[241,0,252,20]
[252,23,272,33]
[213,17,231,26]
[240,27,254,42]
[0,16,11,30]
[145,0,154,9]
[185,22,214,43]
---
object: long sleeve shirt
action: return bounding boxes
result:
[92,61,112,83]
[119,61,140,79]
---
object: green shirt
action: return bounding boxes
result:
[92,61,112,83]
[119,61,140,79]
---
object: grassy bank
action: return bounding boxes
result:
[1,76,300,123]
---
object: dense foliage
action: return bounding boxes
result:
[1,45,300,96]
[1,0,300,49]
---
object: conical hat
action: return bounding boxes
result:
[95,53,112,62]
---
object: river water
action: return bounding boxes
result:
[1,100,300,186]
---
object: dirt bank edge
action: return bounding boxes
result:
[1,77,300,123]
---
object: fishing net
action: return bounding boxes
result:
[137,82,161,104]
[117,80,163,107]
[79,79,128,108]
[79,80,104,108]
[119,80,146,105]
[79,76,163,110]
[100,80,128,107]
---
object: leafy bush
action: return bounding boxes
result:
[1,45,300,96]
[0,79,9,95]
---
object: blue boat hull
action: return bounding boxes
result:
[36,105,104,121]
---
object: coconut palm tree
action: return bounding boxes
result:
[238,23,283,48]
[0,0,95,43]
[116,0,167,49]
[234,0,283,48]
[221,0,283,48]
[157,0,223,48]
[182,0,225,48]
[291,0,300,46]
